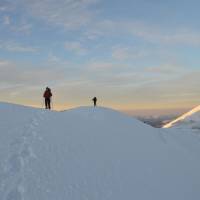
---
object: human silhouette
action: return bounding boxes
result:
[43,87,52,109]
[92,97,97,107]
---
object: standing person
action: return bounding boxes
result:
[43,87,52,109]
[92,97,97,107]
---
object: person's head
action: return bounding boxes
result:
[46,87,51,91]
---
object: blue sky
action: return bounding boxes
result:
[0,0,200,114]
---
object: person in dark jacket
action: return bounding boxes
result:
[92,97,97,107]
[43,87,52,109]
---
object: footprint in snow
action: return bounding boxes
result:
[7,154,23,175]
[6,187,22,200]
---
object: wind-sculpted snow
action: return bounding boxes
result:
[1,103,200,200]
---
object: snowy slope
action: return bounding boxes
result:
[1,103,200,200]
[163,105,200,129]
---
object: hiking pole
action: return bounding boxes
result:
[51,97,54,110]
[42,98,44,109]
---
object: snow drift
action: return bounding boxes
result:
[163,104,200,129]
[1,102,200,200]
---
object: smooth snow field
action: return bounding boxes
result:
[0,102,200,200]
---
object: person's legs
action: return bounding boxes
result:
[45,98,51,109]
[45,98,48,109]
[47,98,51,109]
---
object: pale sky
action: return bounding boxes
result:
[0,0,200,114]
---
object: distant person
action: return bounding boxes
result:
[92,97,97,107]
[43,87,52,109]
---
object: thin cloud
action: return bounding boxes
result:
[0,6,7,11]
[4,0,200,46]
[0,60,66,87]
[65,41,88,55]
[3,15,11,25]
[0,59,10,66]
[11,0,98,30]
[112,46,131,60]
[87,61,121,70]
[86,20,200,46]
[12,22,32,34]
[0,1,13,12]
[0,41,38,53]
[111,45,147,61]
[146,64,184,75]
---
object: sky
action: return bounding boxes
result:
[0,0,200,115]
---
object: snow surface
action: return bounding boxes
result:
[1,102,200,200]
[163,105,200,130]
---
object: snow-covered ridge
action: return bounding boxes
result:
[163,104,200,129]
[1,102,200,200]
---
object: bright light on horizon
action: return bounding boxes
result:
[163,105,200,128]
